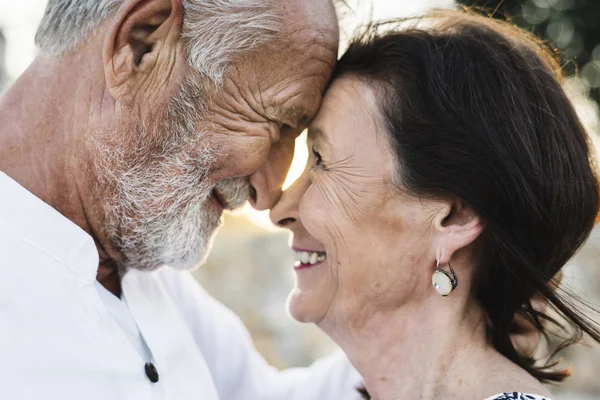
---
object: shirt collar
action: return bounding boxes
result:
[0,171,99,281]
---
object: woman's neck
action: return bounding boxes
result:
[321,296,522,400]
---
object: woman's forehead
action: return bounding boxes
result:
[309,76,382,143]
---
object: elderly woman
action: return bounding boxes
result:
[269,10,600,400]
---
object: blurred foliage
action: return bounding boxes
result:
[457,0,600,106]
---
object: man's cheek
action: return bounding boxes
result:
[208,136,271,182]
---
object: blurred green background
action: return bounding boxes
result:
[458,0,600,109]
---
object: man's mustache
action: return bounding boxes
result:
[213,177,252,210]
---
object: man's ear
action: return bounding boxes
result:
[433,199,483,265]
[103,0,183,106]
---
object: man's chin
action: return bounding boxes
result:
[123,247,211,272]
[166,246,212,272]
[124,222,222,273]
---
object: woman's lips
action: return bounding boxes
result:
[292,246,327,270]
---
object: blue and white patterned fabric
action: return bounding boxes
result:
[485,393,551,400]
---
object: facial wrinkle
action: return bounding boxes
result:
[208,89,272,139]
[322,165,382,227]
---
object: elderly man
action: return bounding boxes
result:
[0,0,363,399]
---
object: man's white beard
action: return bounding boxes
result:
[95,78,250,271]
[108,146,222,271]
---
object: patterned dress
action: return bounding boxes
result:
[485,393,551,400]
[358,390,551,399]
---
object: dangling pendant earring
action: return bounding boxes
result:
[432,261,458,296]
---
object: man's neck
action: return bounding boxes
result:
[322,296,522,400]
[0,53,123,296]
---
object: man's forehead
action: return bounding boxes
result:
[256,51,333,126]
[223,0,339,126]
[279,0,339,30]
[275,0,340,56]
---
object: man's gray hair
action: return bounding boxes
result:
[35,0,282,84]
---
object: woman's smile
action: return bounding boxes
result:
[292,246,327,270]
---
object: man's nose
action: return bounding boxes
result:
[269,174,305,228]
[248,136,295,211]
[248,164,284,210]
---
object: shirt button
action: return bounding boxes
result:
[145,362,159,383]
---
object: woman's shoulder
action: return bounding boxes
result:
[484,393,552,400]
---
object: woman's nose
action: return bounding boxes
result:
[269,174,306,228]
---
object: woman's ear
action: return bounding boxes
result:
[103,0,183,106]
[433,198,483,264]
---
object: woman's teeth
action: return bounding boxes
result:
[294,251,326,266]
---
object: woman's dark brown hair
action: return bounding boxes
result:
[335,9,600,389]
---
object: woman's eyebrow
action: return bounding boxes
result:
[307,126,326,143]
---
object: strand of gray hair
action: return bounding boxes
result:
[35,0,282,84]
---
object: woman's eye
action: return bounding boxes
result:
[312,145,324,167]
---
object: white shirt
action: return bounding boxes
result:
[0,171,363,400]
[94,280,152,362]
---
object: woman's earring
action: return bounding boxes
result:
[432,261,458,296]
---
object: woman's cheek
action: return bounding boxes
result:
[299,179,336,237]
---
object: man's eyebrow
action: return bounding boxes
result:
[282,107,312,128]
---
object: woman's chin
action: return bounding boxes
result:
[286,288,325,323]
